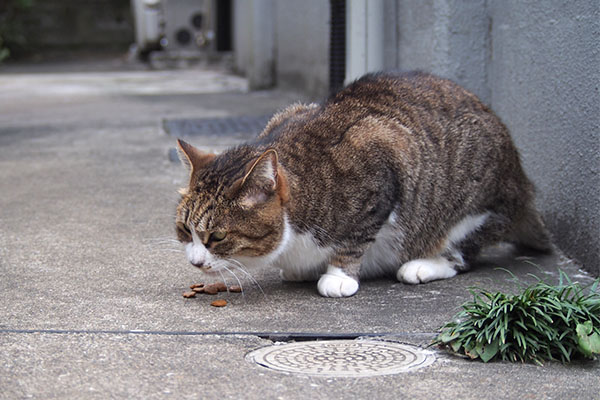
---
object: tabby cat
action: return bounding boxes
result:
[175,71,551,297]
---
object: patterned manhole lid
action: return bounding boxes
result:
[246,339,435,378]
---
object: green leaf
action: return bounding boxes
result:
[479,339,500,362]
[438,330,458,344]
[589,279,599,294]
[555,340,572,363]
[576,321,600,357]
[473,340,485,360]
[464,340,478,359]
[450,340,463,353]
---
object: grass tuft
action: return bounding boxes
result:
[433,270,600,365]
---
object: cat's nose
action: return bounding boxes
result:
[191,261,211,270]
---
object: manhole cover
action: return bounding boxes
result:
[246,339,435,378]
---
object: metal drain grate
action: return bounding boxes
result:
[246,339,435,378]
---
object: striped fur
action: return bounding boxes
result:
[175,71,551,297]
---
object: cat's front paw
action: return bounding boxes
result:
[317,266,359,297]
[397,257,457,284]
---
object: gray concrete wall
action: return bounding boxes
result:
[486,1,599,276]
[394,0,490,103]
[395,0,599,276]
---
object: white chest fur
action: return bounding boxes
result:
[273,212,402,281]
[273,220,334,282]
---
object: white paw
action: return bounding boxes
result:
[397,257,457,284]
[317,266,359,297]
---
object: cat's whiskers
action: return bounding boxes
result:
[219,263,246,300]
[143,237,181,245]
[157,248,185,254]
[145,247,185,255]
[218,269,230,291]
[142,238,186,255]
[226,258,266,297]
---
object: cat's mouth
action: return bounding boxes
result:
[190,261,215,273]
[185,242,218,273]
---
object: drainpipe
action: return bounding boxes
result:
[345,0,384,84]
[248,0,275,90]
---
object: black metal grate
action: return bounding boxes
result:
[163,114,272,139]
[164,114,273,163]
[329,0,346,94]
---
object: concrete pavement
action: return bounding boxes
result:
[0,58,598,399]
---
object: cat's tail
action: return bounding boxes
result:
[508,204,553,254]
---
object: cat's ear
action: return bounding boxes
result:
[243,149,279,188]
[232,149,289,208]
[176,139,215,180]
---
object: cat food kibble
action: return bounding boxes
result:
[203,284,219,295]
[183,281,243,305]
[210,299,228,307]
[214,282,228,292]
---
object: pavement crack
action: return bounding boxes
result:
[0,328,437,342]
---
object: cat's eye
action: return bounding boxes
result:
[210,231,227,242]
[178,222,191,236]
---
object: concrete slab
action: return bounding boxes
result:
[1,332,598,400]
[0,60,598,399]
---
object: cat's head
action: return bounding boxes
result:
[174,139,290,274]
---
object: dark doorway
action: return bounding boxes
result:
[216,0,232,51]
[329,0,346,93]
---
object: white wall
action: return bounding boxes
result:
[232,0,275,90]
[275,0,330,98]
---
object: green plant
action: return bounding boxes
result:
[434,270,600,365]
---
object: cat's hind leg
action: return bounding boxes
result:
[397,213,492,284]
[396,256,460,284]
[508,204,553,254]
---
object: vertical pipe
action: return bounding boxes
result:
[345,0,384,84]
[366,0,384,72]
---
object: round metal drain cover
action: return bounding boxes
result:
[246,339,435,378]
